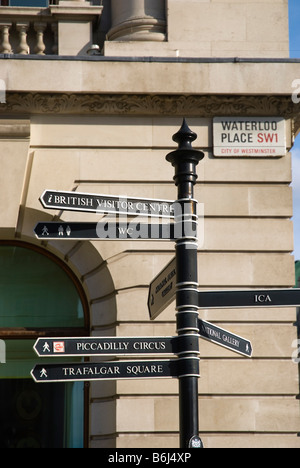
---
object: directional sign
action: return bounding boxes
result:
[148,257,176,320]
[31,360,178,383]
[34,335,199,358]
[34,222,176,241]
[198,319,252,358]
[34,336,175,357]
[198,288,300,309]
[40,190,175,218]
[31,358,200,383]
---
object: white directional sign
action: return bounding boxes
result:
[40,190,175,218]
[148,257,177,320]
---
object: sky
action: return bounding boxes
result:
[289,0,300,259]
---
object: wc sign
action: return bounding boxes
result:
[0,340,6,363]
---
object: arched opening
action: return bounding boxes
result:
[0,241,89,448]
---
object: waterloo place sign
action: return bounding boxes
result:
[213,117,286,157]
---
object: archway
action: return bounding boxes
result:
[0,241,89,448]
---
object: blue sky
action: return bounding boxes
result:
[289,0,300,259]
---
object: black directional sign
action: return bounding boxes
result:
[34,221,176,241]
[34,336,175,357]
[197,288,300,309]
[198,319,252,358]
[148,257,176,320]
[40,190,175,218]
[33,335,199,358]
[31,358,200,383]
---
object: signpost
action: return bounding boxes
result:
[166,119,205,449]
[148,257,176,320]
[198,319,252,358]
[38,121,300,449]
[40,190,175,218]
[32,120,300,448]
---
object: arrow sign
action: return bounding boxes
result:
[31,358,200,383]
[34,336,175,357]
[40,190,175,218]
[197,288,300,309]
[34,222,176,241]
[198,319,252,358]
[34,335,199,357]
[148,257,177,320]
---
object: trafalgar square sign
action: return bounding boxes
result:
[213,117,286,156]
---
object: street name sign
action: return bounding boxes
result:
[198,288,300,309]
[40,190,175,218]
[34,221,176,241]
[33,335,199,358]
[198,319,252,358]
[148,257,177,320]
[34,336,176,357]
[31,359,201,383]
[213,117,286,157]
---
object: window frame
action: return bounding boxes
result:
[0,240,90,448]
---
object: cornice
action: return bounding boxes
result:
[1,93,300,131]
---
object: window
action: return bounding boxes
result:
[0,0,49,6]
[0,242,89,448]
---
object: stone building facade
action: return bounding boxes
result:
[0,0,300,448]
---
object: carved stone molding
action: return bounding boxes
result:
[1,93,300,131]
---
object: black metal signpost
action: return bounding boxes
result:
[166,120,204,449]
[32,120,300,449]
[32,121,259,450]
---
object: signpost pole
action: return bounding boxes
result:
[166,119,204,449]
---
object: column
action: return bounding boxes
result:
[0,23,12,54]
[16,23,30,55]
[34,22,47,55]
[108,0,166,42]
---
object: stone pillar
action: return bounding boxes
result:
[107,0,166,42]
[50,0,103,56]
